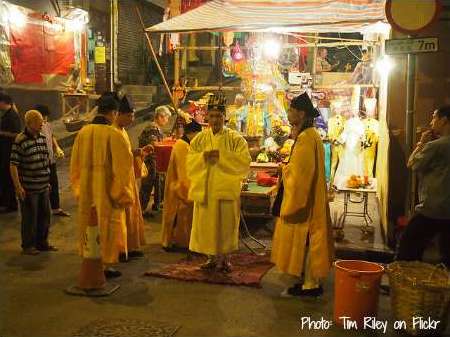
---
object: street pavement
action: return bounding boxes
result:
[0,122,437,337]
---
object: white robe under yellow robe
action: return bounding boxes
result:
[187,127,251,255]
[271,128,334,279]
[70,124,134,264]
[117,127,146,252]
[161,138,193,248]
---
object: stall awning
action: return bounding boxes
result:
[146,0,388,33]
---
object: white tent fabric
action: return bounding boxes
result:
[146,0,388,33]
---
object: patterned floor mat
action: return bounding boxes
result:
[144,253,273,288]
[73,319,180,337]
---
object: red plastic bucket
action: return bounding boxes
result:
[334,260,384,328]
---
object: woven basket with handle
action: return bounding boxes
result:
[387,261,450,336]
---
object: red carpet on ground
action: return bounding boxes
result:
[144,253,273,288]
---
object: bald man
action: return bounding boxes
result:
[10,110,55,255]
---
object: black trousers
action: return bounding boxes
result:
[140,165,160,212]
[49,163,60,210]
[0,164,18,210]
[397,213,450,267]
[20,189,51,249]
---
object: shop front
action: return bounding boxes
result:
[145,0,393,253]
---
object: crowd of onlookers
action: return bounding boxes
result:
[0,90,70,255]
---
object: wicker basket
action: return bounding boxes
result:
[387,261,450,336]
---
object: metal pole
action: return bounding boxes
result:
[111,0,118,90]
[405,51,416,215]
[135,7,176,108]
[218,33,223,90]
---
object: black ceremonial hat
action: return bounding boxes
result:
[290,92,320,118]
[184,119,202,133]
[119,95,134,113]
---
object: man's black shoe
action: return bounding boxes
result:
[36,245,58,251]
[281,284,323,297]
[128,250,144,258]
[104,268,122,278]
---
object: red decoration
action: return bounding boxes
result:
[10,19,75,84]
[256,171,278,187]
[181,0,207,13]
[155,139,177,172]
[231,41,244,62]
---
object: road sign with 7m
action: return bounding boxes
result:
[385,37,439,55]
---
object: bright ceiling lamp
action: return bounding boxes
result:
[66,18,85,32]
[262,39,281,60]
[8,6,27,28]
[375,55,394,76]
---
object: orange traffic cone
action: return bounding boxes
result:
[65,207,120,296]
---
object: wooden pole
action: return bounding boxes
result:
[174,49,180,107]
[135,7,176,108]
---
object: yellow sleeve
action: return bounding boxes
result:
[186,133,208,202]
[70,133,81,199]
[217,133,251,177]
[281,133,316,218]
[109,129,134,208]
[173,143,190,201]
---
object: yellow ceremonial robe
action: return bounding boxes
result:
[271,128,334,279]
[187,128,251,255]
[70,124,134,264]
[161,138,193,248]
[117,127,146,252]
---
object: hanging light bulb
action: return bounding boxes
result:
[262,39,281,59]
[375,55,394,76]
[8,7,27,28]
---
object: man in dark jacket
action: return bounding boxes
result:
[0,93,22,212]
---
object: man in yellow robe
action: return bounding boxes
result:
[187,94,251,272]
[162,120,202,250]
[271,92,334,297]
[70,94,134,278]
[114,95,152,261]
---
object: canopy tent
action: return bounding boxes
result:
[145,0,388,33]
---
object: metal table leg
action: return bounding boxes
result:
[338,191,375,236]
[239,211,266,255]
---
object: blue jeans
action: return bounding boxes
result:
[20,189,51,249]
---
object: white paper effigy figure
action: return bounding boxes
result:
[362,118,379,178]
[328,113,346,186]
[335,115,365,180]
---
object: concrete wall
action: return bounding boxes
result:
[5,88,62,121]
[386,18,450,245]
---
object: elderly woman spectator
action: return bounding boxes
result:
[138,105,171,217]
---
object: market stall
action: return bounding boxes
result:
[144,0,392,240]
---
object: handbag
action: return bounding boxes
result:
[271,181,284,217]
